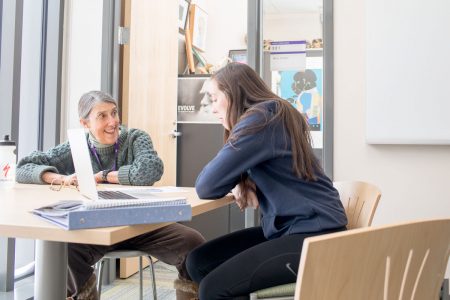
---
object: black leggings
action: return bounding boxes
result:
[186,226,346,300]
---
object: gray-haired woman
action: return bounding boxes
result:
[16,90,203,300]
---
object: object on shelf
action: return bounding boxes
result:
[189,4,208,52]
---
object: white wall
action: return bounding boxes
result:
[334,0,450,276]
[191,0,247,67]
[264,13,321,42]
[61,0,103,140]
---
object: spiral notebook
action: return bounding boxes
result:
[35,197,188,214]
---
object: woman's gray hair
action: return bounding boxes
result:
[78,90,118,120]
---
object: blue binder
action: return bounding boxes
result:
[32,200,192,230]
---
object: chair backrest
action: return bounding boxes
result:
[334,181,381,229]
[294,219,450,300]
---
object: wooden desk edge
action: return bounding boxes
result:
[0,194,234,245]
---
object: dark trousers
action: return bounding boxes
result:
[186,226,346,300]
[67,223,205,297]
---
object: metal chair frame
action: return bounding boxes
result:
[96,250,157,300]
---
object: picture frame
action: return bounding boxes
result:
[189,4,208,52]
[178,0,190,33]
[228,49,247,64]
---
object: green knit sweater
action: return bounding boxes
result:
[16,127,164,186]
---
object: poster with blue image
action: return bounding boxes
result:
[275,68,323,131]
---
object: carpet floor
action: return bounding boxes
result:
[100,261,178,300]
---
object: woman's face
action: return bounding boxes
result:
[80,102,120,144]
[208,79,230,130]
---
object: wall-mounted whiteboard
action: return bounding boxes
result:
[366,0,450,144]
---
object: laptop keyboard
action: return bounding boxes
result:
[98,190,137,200]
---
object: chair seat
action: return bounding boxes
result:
[250,283,295,300]
[103,250,150,259]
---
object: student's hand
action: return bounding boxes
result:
[232,179,259,211]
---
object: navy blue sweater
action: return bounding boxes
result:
[196,102,347,239]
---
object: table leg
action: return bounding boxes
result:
[0,237,15,292]
[34,240,67,300]
[245,208,259,228]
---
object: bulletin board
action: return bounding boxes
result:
[366,0,450,144]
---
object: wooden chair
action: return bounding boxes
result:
[295,219,450,299]
[333,180,381,229]
[250,181,381,300]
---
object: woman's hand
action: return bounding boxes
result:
[42,172,77,186]
[94,170,119,184]
[232,179,259,211]
[94,171,104,183]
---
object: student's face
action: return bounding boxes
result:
[208,79,230,130]
[80,102,120,144]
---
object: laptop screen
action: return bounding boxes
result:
[67,128,99,201]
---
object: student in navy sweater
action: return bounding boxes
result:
[186,63,348,299]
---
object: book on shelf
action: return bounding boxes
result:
[32,197,192,230]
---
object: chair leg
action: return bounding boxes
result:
[96,259,106,298]
[146,256,157,300]
[139,256,143,300]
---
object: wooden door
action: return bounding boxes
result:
[123,0,178,186]
[119,0,178,278]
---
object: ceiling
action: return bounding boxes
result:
[263,0,322,14]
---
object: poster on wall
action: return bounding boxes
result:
[177,76,219,124]
[269,41,306,71]
[271,52,323,148]
[274,68,322,131]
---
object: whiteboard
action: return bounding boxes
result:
[366,0,450,144]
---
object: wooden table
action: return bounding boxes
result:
[0,184,233,300]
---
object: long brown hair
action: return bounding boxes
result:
[212,62,321,181]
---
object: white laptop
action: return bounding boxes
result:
[67,128,162,201]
